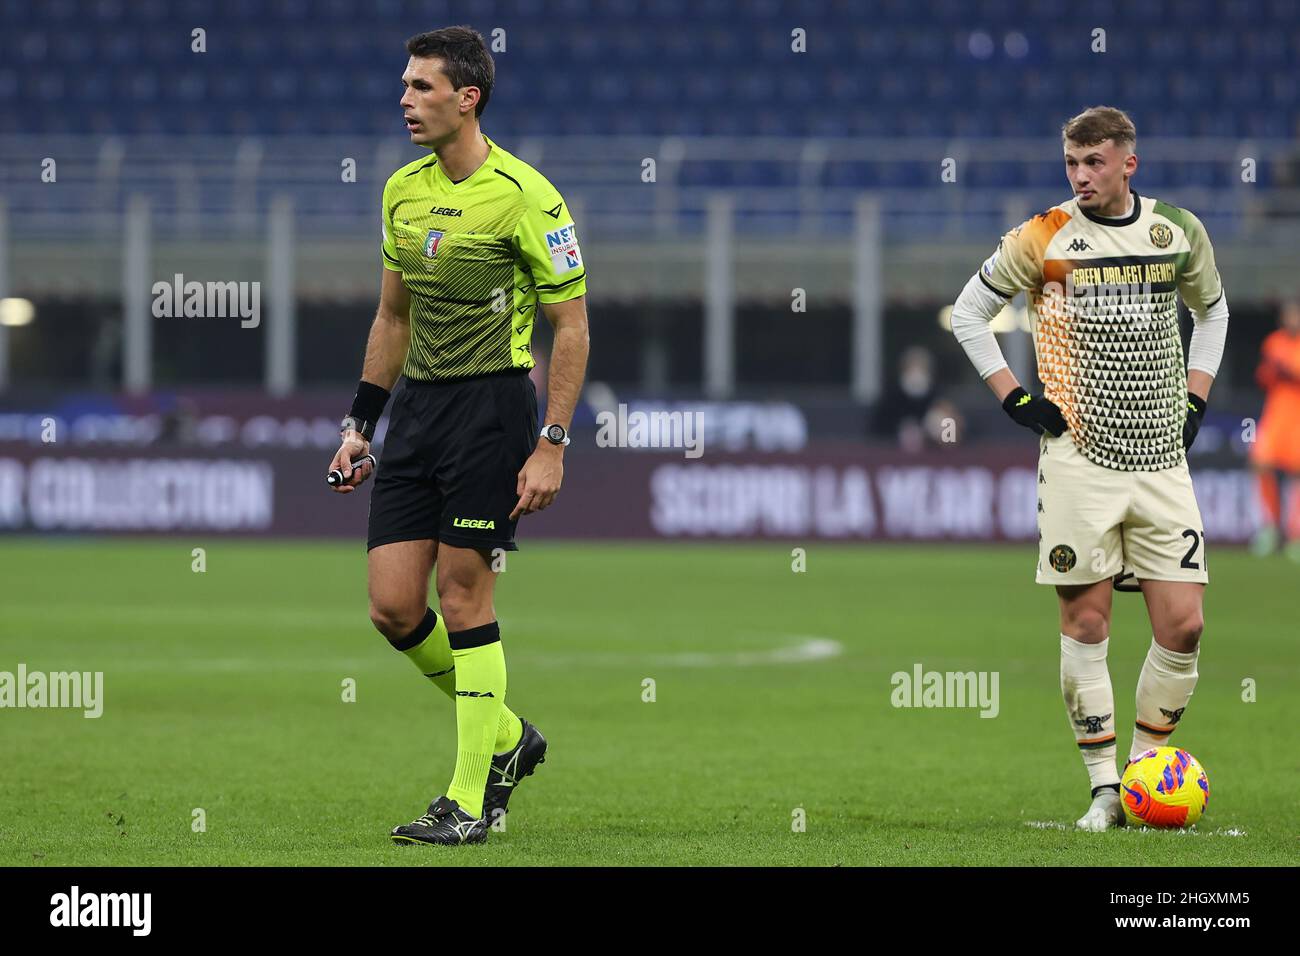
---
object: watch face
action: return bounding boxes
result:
[546,424,566,442]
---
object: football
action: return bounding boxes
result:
[1121,747,1210,828]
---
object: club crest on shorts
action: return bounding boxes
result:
[423,229,444,259]
[1149,222,1173,249]
[1049,544,1077,573]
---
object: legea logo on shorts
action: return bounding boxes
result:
[453,517,496,530]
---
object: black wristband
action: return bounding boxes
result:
[1187,393,1207,418]
[1001,387,1029,414]
[349,381,391,426]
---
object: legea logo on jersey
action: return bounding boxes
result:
[545,223,582,274]
[423,229,444,259]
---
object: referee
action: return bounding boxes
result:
[328,26,589,846]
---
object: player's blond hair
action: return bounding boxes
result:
[1062,106,1137,152]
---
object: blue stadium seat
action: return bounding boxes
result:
[0,1,1287,210]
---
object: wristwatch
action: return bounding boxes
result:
[541,423,570,446]
[340,415,376,442]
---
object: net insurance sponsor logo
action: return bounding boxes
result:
[50,887,151,936]
[545,223,582,273]
[0,665,103,718]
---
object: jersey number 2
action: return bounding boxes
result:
[1180,529,1207,571]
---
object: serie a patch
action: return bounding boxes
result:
[545,222,582,274]
[423,229,445,259]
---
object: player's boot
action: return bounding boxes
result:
[1075,786,1124,832]
[390,796,488,846]
[482,717,547,822]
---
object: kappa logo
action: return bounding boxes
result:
[1075,713,1112,735]
[1066,237,1092,252]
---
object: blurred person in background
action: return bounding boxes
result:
[1249,300,1300,560]
[873,346,962,450]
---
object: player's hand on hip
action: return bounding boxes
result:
[1002,386,1069,438]
[510,443,563,519]
[328,432,373,494]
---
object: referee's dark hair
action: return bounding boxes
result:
[406,26,494,118]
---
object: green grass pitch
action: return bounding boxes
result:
[1,538,1295,866]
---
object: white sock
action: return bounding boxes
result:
[1060,633,1119,791]
[1131,637,1199,761]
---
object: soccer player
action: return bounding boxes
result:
[1249,301,1300,559]
[948,107,1228,831]
[327,27,590,845]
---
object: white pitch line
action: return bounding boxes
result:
[651,636,843,668]
[75,636,844,674]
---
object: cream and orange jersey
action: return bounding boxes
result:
[979,189,1223,472]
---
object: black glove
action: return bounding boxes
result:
[1002,387,1068,437]
[1183,393,1207,451]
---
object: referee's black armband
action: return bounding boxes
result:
[348,381,391,427]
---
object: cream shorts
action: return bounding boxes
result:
[1035,433,1209,586]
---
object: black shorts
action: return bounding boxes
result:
[366,369,539,553]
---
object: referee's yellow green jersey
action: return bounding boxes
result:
[380,135,587,381]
